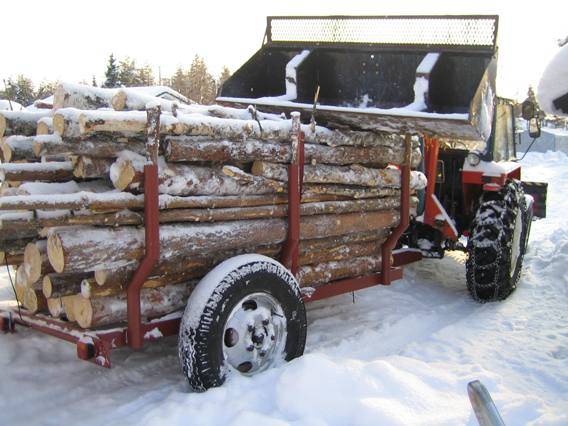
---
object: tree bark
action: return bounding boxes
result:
[53,83,116,110]
[42,272,90,298]
[0,162,74,182]
[110,158,285,195]
[0,198,398,235]
[252,161,401,188]
[33,135,146,158]
[298,255,383,287]
[47,210,399,273]
[0,110,50,137]
[303,184,400,199]
[164,137,411,166]
[0,251,24,265]
[78,110,180,137]
[74,283,194,328]
[73,157,113,179]
[0,192,341,212]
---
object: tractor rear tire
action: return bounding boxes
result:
[178,254,307,391]
[466,180,528,302]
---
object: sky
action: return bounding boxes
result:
[1,0,565,101]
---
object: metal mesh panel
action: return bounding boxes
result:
[267,16,498,51]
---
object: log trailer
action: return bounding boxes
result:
[0,15,546,391]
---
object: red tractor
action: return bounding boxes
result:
[218,15,547,303]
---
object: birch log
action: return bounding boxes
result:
[252,161,401,187]
[53,83,116,110]
[164,137,411,166]
[110,158,285,195]
[47,210,399,273]
[74,283,194,328]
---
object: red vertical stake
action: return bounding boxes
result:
[126,105,161,350]
[281,112,303,276]
[381,134,412,285]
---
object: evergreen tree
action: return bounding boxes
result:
[118,57,137,86]
[187,55,216,104]
[2,75,35,105]
[170,66,190,98]
[135,64,155,87]
[103,54,119,88]
[35,80,58,100]
[92,75,98,87]
[218,66,231,90]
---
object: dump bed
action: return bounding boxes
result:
[218,15,499,141]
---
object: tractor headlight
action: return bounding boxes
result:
[467,152,481,167]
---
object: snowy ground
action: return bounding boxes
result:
[0,151,566,425]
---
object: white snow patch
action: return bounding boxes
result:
[0,152,566,425]
[538,43,568,116]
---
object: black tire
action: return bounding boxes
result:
[178,255,307,391]
[466,180,528,302]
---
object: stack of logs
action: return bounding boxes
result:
[0,83,424,329]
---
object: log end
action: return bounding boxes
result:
[42,275,52,298]
[36,121,49,136]
[1,143,12,163]
[16,264,28,288]
[112,160,136,191]
[111,90,127,111]
[47,297,64,318]
[47,234,66,273]
[52,114,65,136]
[0,114,6,137]
[74,296,92,328]
[24,288,46,313]
[24,242,42,283]
[62,295,78,322]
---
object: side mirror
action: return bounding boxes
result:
[522,98,542,138]
[529,117,541,138]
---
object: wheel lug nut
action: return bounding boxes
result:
[259,351,266,357]
[246,345,254,352]
[262,319,269,326]
[270,335,275,341]
[247,325,254,332]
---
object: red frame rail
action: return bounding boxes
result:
[0,112,421,367]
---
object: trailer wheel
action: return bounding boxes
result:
[178,254,307,391]
[466,180,528,302]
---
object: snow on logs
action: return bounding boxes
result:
[0,96,425,327]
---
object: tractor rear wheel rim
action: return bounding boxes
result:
[222,292,287,376]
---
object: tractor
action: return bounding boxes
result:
[218,15,547,303]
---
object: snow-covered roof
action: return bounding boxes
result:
[0,99,24,111]
[538,44,568,116]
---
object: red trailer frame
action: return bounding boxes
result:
[0,109,421,367]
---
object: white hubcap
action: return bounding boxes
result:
[222,292,287,376]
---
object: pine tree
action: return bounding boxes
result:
[2,75,35,105]
[103,54,119,88]
[118,57,138,87]
[92,75,98,87]
[170,66,190,98]
[187,55,216,104]
[218,66,231,90]
[35,80,58,100]
[135,64,155,86]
